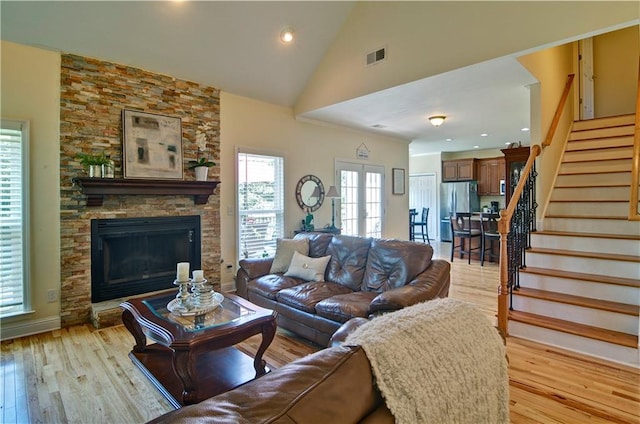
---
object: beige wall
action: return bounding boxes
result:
[1,41,61,337]
[593,25,639,117]
[296,2,639,116]
[219,93,410,288]
[518,43,575,221]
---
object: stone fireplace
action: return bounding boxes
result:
[59,53,221,327]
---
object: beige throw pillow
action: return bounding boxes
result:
[284,251,331,282]
[270,238,310,274]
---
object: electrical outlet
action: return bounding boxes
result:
[47,289,57,302]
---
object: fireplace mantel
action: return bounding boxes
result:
[73,177,220,206]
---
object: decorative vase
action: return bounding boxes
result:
[194,166,208,181]
[88,164,103,178]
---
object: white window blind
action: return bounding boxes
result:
[237,151,284,259]
[0,119,29,317]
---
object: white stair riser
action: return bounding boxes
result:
[527,253,639,280]
[511,296,638,334]
[572,116,635,131]
[543,217,640,236]
[546,201,628,217]
[559,159,631,174]
[566,136,634,151]
[563,146,633,162]
[550,186,630,202]
[531,233,638,256]
[555,172,632,187]
[519,272,639,304]
[508,322,639,367]
[569,126,634,141]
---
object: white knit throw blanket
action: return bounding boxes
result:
[345,298,509,424]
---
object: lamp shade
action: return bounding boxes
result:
[428,116,446,127]
[310,186,320,198]
[326,185,340,198]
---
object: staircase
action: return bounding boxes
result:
[508,114,640,367]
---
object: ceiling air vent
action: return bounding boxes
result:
[366,47,386,66]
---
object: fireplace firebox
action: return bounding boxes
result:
[91,216,201,303]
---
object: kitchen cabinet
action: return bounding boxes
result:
[477,157,506,195]
[442,159,476,181]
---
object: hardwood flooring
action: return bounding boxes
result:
[2,241,638,423]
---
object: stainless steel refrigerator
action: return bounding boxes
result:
[440,181,480,242]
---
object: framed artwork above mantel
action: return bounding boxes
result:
[122,109,183,180]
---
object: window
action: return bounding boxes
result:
[336,161,384,238]
[237,150,284,259]
[0,119,30,317]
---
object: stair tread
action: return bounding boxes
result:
[545,214,635,220]
[523,266,640,288]
[549,199,628,202]
[535,230,640,241]
[513,287,639,315]
[529,247,640,262]
[508,310,638,348]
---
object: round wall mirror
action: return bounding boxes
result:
[295,174,324,212]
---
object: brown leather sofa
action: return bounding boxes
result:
[148,344,393,424]
[236,233,450,346]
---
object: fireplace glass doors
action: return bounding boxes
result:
[91,216,201,303]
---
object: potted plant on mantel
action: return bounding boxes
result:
[77,152,111,178]
[189,122,216,181]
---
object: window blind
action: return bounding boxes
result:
[0,120,27,316]
[237,152,284,259]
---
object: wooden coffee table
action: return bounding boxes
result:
[120,291,277,408]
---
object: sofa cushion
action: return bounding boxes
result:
[293,232,334,258]
[270,238,309,274]
[277,281,353,313]
[325,235,372,291]
[247,274,305,300]
[315,291,378,323]
[147,345,386,424]
[284,251,331,282]
[362,239,433,292]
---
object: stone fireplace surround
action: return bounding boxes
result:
[59,54,221,328]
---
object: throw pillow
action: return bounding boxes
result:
[284,251,331,282]
[270,238,310,274]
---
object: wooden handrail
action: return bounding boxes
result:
[629,57,640,221]
[497,145,541,334]
[542,74,575,148]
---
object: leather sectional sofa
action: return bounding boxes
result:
[236,233,451,346]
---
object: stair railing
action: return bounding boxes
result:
[497,73,575,336]
[629,57,640,221]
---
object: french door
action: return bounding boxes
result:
[335,161,384,238]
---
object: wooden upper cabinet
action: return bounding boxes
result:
[442,159,476,182]
[477,157,506,195]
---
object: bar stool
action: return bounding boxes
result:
[450,212,482,264]
[480,212,500,266]
[409,209,417,240]
[412,207,431,244]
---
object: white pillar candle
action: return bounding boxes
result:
[192,270,204,282]
[176,262,190,282]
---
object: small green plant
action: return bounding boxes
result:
[188,156,216,169]
[76,152,109,167]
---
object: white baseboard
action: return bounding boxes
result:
[0,316,61,341]
[221,281,236,293]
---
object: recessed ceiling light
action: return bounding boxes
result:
[521,127,530,132]
[480,133,488,137]
[445,138,453,142]
[505,142,511,145]
[473,145,480,149]
[280,28,294,44]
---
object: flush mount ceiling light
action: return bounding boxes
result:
[280,28,294,44]
[428,115,446,127]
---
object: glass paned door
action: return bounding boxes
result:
[336,162,384,238]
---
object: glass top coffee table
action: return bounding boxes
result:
[121,291,277,408]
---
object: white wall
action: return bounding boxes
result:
[220,92,410,287]
[1,41,61,338]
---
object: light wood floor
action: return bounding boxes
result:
[2,242,638,423]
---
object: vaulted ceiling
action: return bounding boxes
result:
[2,1,637,154]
